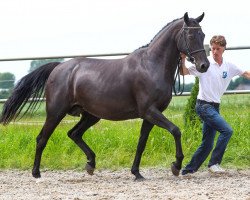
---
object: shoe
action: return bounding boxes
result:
[181,169,195,175]
[209,164,225,173]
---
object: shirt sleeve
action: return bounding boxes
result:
[228,62,244,77]
[187,65,202,77]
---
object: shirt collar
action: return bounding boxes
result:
[208,56,224,66]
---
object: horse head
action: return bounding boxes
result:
[177,12,210,73]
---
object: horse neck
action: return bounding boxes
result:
[146,21,183,79]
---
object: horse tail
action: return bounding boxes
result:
[0,62,61,125]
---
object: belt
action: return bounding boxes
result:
[197,99,220,107]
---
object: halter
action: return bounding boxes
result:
[174,26,206,96]
[173,57,185,96]
[178,26,206,64]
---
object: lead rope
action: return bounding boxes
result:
[173,56,185,95]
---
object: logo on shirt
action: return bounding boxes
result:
[222,71,228,79]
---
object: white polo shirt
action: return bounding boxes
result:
[188,56,244,103]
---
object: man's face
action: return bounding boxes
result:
[211,43,225,61]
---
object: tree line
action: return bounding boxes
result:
[174,75,250,93]
[0,59,63,99]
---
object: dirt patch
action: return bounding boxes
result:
[0,168,249,200]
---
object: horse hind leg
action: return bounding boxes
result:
[32,113,65,178]
[67,112,100,175]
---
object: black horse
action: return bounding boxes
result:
[0,12,209,180]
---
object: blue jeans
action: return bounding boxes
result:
[183,100,233,173]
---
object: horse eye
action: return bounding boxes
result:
[188,34,194,39]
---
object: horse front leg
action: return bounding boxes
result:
[144,106,184,176]
[131,120,154,181]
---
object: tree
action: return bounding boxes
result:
[29,58,64,72]
[0,90,12,99]
[183,77,200,126]
[227,76,250,90]
[0,72,15,99]
[0,72,15,89]
[173,80,194,93]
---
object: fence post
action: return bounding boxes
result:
[204,44,210,56]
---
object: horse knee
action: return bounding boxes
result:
[170,126,181,138]
[36,136,47,151]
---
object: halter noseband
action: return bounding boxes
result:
[178,26,206,64]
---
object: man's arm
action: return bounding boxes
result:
[242,70,250,79]
[180,54,190,76]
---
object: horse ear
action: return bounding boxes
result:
[195,12,205,23]
[184,12,190,25]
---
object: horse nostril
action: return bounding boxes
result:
[200,63,208,72]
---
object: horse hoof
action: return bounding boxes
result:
[135,176,145,182]
[134,173,146,181]
[32,171,41,178]
[85,163,95,175]
[171,163,180,176]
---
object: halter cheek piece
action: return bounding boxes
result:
[178,26,206,64]
[174,26,205,96]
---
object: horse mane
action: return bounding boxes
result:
[137,17,183,50]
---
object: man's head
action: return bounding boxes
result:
[210,35,227,47]
[210,35,226,62]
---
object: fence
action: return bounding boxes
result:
[0,45,250,103]
[1,89,250,103]
[1,45,250,62]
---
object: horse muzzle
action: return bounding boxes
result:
[196,62,210,73]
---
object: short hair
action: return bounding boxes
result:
[210,35,227,47]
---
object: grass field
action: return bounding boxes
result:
[0,94,249,171]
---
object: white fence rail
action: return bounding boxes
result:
[0,90,249,103]
[0,46,250,103]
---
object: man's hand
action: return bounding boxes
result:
[180,53,189,75]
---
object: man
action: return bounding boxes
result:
[180,35,250,175]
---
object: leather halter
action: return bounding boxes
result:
[178,26,206,64]
[174,26,206,95]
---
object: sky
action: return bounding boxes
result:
[0,0,250,83]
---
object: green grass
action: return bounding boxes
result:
[0,94,249,171]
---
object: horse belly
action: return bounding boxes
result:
[85,99,138,120]
[75,87,138,120]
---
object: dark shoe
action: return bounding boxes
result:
[181,169,195,175]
